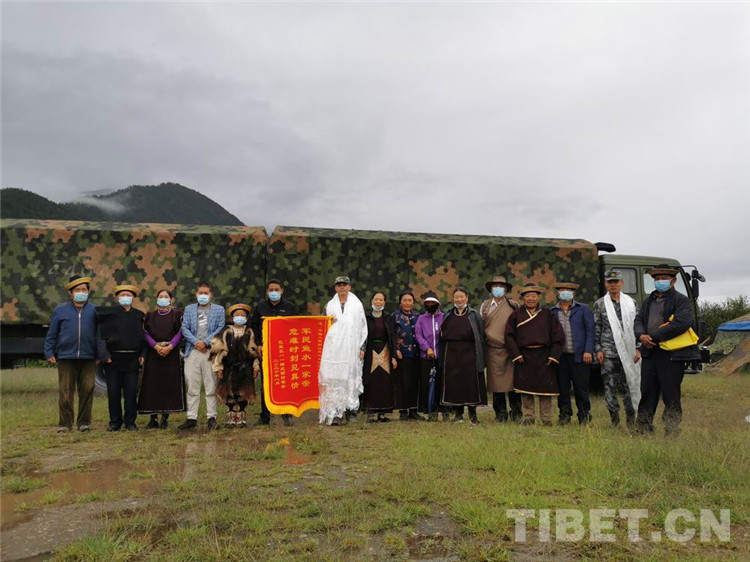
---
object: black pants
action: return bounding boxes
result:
[637,348,685,433]
[106,368,138,428]
[257,367,291,423]
[492,391,522,420]
[455,405,477,420]
[557,353,591,422]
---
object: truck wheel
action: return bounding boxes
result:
[95,363,108,395]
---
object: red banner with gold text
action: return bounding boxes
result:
[262,316,331,417]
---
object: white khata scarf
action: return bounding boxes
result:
[318,291,368,425]
[604,292,641,410]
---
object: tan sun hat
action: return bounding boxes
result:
[64,276,91,291]
[519,284,543,296]
[227,303,252,316]
[113,284,140,296]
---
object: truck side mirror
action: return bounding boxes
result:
[692,278,700,299]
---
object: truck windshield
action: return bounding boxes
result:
[642,273,688,296]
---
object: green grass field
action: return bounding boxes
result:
[1,367,748,561]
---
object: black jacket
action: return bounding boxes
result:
[250,298,300,346]
[362,311,396,385]
[634,288,700,361]
[96,305,147,371]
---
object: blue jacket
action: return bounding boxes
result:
[551,301,595,363]
[44,302,100,360]
[181,303,225,356]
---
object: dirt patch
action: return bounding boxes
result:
[406,506,462,560]
[0,498,144,561]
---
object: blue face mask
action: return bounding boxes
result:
[268,291,282,302]
[118,296,133,307]
[197,294,210,305]
[73,292,89,303]
[654,280,672,293]
[156,298,171,308]
[491,287,506,298]
[558,290,574,302]
[233,315,247,326]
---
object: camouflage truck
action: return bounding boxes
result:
[1,220,707,372]
[267,226,708,372]
[0,219,268,367]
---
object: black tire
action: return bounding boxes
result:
[95,362,108,395]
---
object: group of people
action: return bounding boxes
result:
[44,276,297,432]
[317,266,697,436]
[44,264,697,436]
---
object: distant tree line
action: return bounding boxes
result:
[699,295,750,342]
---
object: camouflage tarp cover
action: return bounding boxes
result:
[1,219,268,324]
[267,226,599,314]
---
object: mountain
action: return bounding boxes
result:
[0,183,244,225]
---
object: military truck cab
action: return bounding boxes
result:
[598,252,708,372]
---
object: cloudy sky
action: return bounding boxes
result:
[2,1,748,299]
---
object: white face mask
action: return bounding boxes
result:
[233,315,247,326]
[372,304,384,312]
[491,287,506,298]
[558,290,574,302]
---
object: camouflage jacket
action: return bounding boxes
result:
[593,296,622,358]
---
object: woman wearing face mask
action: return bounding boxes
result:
[210,304,260,428]
[362,291,397,422]
[138,289,185,429]
[390,291,425,421]
[97,285,146,431]
[439,287,487,424]
[415,292,447,421]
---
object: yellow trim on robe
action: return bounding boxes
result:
[514,388,560,397]
[516,308,540,328]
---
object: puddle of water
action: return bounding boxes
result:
[0,460,151,529]
[1,435,312,529]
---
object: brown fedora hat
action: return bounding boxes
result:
[553,281,580,291]
[485,275,513,292]
[647,264,679,278]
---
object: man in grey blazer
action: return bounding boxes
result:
[180,282,225,430]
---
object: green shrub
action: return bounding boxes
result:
[699,295,750,341]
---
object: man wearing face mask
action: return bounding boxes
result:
[505,284,565,425]
[634,265,699,436]
[480,276,521,423]
[180,282,225,430]
[44,275,101,433]
[550,282,595,425]
[97,285,146,431]
[250,279,300,427]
